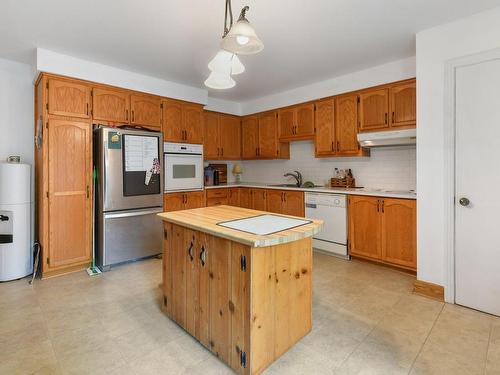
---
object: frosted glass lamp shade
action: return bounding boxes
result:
[221,19,264,55]
[204,71,236,90]
[208,50,245,75]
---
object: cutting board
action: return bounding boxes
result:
[217,214,312,236]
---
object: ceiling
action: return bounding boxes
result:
[2,0,500,101]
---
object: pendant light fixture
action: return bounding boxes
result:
[204,0,263,90]
[221,6,264,55]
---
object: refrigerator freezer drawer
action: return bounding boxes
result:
[97,207,163,269]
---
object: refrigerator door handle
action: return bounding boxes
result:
[104,208,163,219]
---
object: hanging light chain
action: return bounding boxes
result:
[223,0,234,37]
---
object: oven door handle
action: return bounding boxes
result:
[104,208,163,219]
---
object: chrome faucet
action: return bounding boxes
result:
[284,171,303,187]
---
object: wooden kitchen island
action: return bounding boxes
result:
[158,205,323,374]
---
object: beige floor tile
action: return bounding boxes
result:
[410,342,484,375]
[424,303,492,363]
[265,341,338,374]
[335,325,425,374]
[1,254,496,374]
[57,338,126,375]
[182,355,234,375]
[0,339,59,375]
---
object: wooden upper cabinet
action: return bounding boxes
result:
[204,112,220,159]
[314,99,335,156]
[348,195,381,260]
[295,103,315,137]
[336,94,362,155]
[130,94,161,129]
[241,116,259,159]
[258,111,279,158]
[162,100,203,144]
[389,81,416,128]
[219,114,241,159]
[183,104,204,144]
[47,79,91,119]
[162,99,183,142]
[93,88,130,123]
[279,104,315,140]
[278,108,295,139]
[381,198,416,269]
[282,191,305,217]
[359,88,389,132]
[47,119,91,269]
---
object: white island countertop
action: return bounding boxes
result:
[204,182,416,200]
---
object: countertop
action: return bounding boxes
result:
[204,182,416,199]
[157,205,323,248]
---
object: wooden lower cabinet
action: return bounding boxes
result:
[250,189,267,211]
[381,198,417,269]
[164,191,205,212]
[206,188,229,207]
[163,223,312,374]
[348,195,416,271]
[239,188,251,209]
[266,190,304,217]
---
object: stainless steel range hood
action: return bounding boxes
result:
[357,129,416,147]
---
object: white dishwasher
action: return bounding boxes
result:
[305,192,348,258]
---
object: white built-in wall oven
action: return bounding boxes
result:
[164,142,204,192]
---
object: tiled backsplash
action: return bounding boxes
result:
[239,141,416,190]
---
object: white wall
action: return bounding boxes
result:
[0,58,34,170]
[239,141,415,190]
[204,97,241,116]
[36,48,207,104]
[416,6,500,292]
[240,57,416,115]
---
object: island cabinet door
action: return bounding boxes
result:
[230,242,251,374]
[207,236,232,364]
[170,225,187,327]
[162,223,172,316]
[184,229,199,337]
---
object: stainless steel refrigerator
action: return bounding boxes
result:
[94,126,163,271]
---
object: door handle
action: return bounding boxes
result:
[376,200,380,212]
[126,109,129,121]
[86,185,90,198]
[385,113,388,124]
[459,197,470,207]
[132,110,135,122]
[381,200,384,213]
[188,241,194,261]
[199,246,206,266]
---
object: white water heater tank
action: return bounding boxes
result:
[0,162,32,281]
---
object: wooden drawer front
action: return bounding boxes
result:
[206,197,229,206]
[206,189,228,199]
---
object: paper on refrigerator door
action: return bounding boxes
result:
[124,135,159,172]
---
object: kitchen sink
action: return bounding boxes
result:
[267,184,300,187]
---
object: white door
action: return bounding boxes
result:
[455,57,500,316]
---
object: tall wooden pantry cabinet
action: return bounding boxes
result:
[35,74,93,277]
